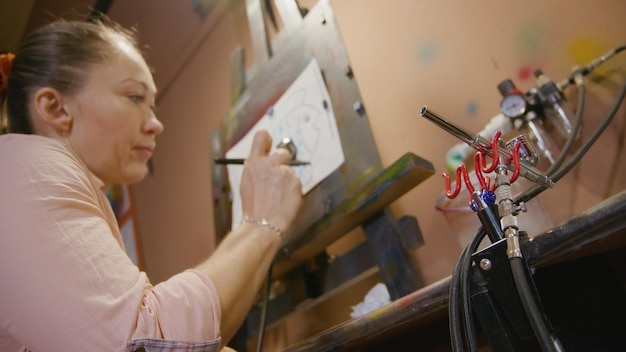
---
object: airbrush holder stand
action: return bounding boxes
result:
[423,106,554,248]
[421,106,567,350]
[435,175,553,249]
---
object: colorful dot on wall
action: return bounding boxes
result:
[466,101,478,117]
[516,19,544,56]
[517,66,533,81]
[568,37,610,75]
[416,41,438,65]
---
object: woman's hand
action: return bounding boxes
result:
[198,130,303,343]
[239,130,303,238]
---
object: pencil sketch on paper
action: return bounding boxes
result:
[225,58,345,228]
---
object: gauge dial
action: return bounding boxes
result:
[500,94,527,119]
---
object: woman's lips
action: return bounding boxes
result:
[135,146,154,159]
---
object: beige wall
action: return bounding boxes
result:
[108,0,626,347]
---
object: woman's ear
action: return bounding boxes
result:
[32,87,73,134]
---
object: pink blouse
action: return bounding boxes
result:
[0,134,222,351]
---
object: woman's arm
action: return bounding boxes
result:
[196,130,303,343]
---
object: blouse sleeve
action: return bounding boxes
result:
[0,136,221,351]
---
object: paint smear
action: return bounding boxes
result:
[514,19,545,82]
[517,65,533,81]
[568,37,611,76]
[416,41,438,65]
[516,19,545,56]
[466,101,478,117]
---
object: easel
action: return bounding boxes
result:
[210,0,435,347]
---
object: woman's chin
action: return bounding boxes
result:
[118,166,149,185]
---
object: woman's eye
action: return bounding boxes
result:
[129,95,144,103]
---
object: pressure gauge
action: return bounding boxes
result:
[498,79,528,119]
[500,93,528,119]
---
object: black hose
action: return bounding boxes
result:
[449,228,487,351]
[546,77,586,175]
[460,229,488,352]
[559,45,626,88]
[449,241,467,351]
[550,76,626,182]
[256,264,273,352]
[516,75,585,203]
[516,76,626,204]
[510,257,561,352]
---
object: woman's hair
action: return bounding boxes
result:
[1,19,142,134]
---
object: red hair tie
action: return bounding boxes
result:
[0,53,16,94]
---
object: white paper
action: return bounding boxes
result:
[350,283,391,318]
[226,58,345,229]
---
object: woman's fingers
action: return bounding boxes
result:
[248,130,272,158]
[248,130,296,166]
[270,147,293,165]
[240,130,303,235]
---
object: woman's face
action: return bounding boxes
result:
[65,35,164,185]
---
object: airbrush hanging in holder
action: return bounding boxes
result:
[420,44,626,352]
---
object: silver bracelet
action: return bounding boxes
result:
[242,216,285,240]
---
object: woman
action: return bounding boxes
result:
[0,18,302,351]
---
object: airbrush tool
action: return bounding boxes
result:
[215,137,310,166]
[420,106,553,187]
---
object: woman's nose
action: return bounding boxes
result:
[144,115,164,135]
